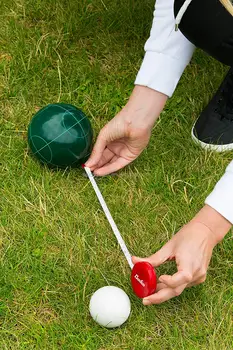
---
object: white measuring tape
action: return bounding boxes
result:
[84,166,133,269]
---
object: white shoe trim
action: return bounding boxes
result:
[191,126,233,152]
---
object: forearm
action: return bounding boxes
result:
[192,204,232,244]
[122,1,196,130]
[122,86,168,130]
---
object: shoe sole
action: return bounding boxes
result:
[191,127,233,152]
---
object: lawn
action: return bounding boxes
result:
[0,0,232,349]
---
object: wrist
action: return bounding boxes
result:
[192,205,232,244]
[122,85,167,130]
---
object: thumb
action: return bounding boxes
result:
[132,243,172,268]
[85,129,107,169]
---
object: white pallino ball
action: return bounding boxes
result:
[89,286,131,328]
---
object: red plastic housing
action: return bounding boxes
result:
[131,262,157,298]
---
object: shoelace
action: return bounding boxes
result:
[175,0,193,30]
[216,73,233,121]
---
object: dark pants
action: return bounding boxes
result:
[174,0,233,66]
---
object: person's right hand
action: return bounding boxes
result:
[85,86,167,176]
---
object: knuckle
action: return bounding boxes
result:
[92,147,98,155]
[98,129,106,140]
[199,274,207,284]
[174,288,182,297]
[184,272,193,283]
[199,267,207,277]
[99,124,109,136]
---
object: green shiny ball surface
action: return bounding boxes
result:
[28,103,93,168]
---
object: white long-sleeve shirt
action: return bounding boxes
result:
[135,0,233,224]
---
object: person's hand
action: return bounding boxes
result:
[132,205,231,305]
[85,110,151,176]
[85,86,167,176]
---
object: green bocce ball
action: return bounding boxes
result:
[28,103,93,168]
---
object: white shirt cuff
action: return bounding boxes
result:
[135,51,192,97]
[205,167,233,224]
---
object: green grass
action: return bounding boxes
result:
[0,0,232,349]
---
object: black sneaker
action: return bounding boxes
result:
[192,67,233,152]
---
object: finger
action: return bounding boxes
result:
[109,155,118,164]
[93,149,115,170]
[95,154,118,171]
[93,157,130,176]
[187,275,207,288]
[156,282,167,292]
[132,244,172,268]
[85,131,107,169]
[143,283,187,305]
[159,265,193,289]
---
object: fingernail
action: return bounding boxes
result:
[143,298,151,306]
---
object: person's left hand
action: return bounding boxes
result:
[132,205,231,305]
